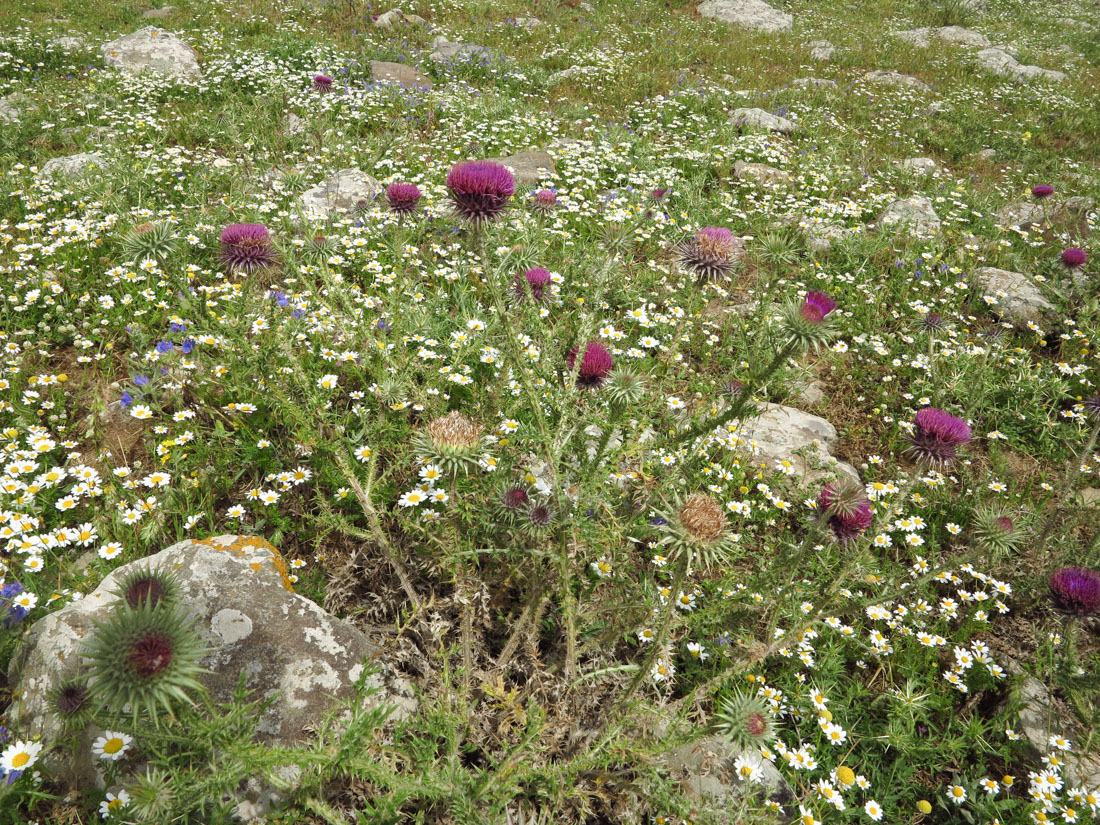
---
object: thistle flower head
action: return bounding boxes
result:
[921,312,945,331]
[413,411,485,476]
[219,223,275,274]
[120,221,178,264]
[818,481,873,543]
[781,290,840,351]
[972,506,1028,555]
[125,767,177,823]
[313,74,333,92]
[678,226,743,282]
[446,161,515,225]
[566,342,614,387]
[1061,247,1087,268]
[48,678,94,729]
[1049,567,1100,617]
[603,367,648,407]
[514,266,552,301]
[659,493,734,570]
[531,189,557,213]
[1031,185,1055,199]
[502,486,530,511]
[906,407,971,467]
[527,503,554,530]
[714,692,776,749]
[385,182,422,215]
[83,599,207,720]
[1083,393,1100,420]
[115,566,180,610]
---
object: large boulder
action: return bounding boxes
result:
[298,168,382,221]
[975,48,1066,82]
[101,26,201,78]
[370,60,433,89]
[7,535,415,790]
[733,403,860,485]
[995,197,1093,237]
[974,267,1055,326]
[697,0,793,33]
[429,36,492,65]
[729,107,797,134]
[877,196,941,235]
[481,149,555,184]
[40,152,106,178]
[862,70,930,91]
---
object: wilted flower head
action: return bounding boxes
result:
[659,494,734,570]
[907,407,971,466]
[426,411,483,449]
[385,182,422,215]
[678,226,744,282]
[514,267,552,301]
[531,189,557,213]
[566,342,614,387]
[313,74,333,92]
[1049,567,1100,617]
[922,312,945,331]
[1031,185,1055,199]
[414,411,486,476]
[1061,247,1087,268]
[781,290,840,351]
[818,482,873,543]
[446,161,515,225]
[219,223,275,274]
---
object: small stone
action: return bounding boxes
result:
[284,112,307,135]
[976,148,996,161]
[733,160,791,185]
[40,152,106,178]
[547,65,595,85]
[369,60,433,89]
[429,36,492,65]
[373,8,427,28]
[974,267,1055,326]
[509,16,542,28]
[863,70,930,91]
[481,149,555,184]
[791,77,838,89]
[52,35,88,51]
[141,5,176,18]
[806,40,835,61]
[734,403,860,485]
[298,168,382,221]
[101,26,201,78]
[0,92,32,124]
[995,197,1094,236]
[893,26,990,48]
[697,0,793,32]
[877,196,941,235]
[795,379,827,405]
[896,157,938,174]
[728,107,797,134]
[662,735,794,812]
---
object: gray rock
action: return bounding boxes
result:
[52,35,88,50]
[697,0,793,33]
[729,107,797,134]
[863,70,930,91]
[795,378,826,405]
[509,16,542,28]
[806,39,834,61]
[101,26,201,78]
[429,36,492,65]
[995,197,1093,236]
[878,196,941,235]
[976,48,1066,82]
[893,26,990,48]
[373,8,427,28]
[791,76,837,89]
[141,5,176,18]
[976,148,996,161]
[7,535,416,791]
[369,60,433,89]
[284,112,307,135]
[733,160,791,185]
[974,267,1054,326]
[1010,674,1100,788]
[0,93,32,124]
[896,157,938,175]
[40,152,106,178]
[891,27,933,47]
[662,735,794,813]
[482,149,555,184]
[547,65,596,85]
[298,168,382,221]
[1080,488,1100,505]
[734,403,860,485]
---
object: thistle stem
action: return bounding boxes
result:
[1035,416,1100,548]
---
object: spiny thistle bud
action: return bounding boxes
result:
[526,503,554,531]
[83,599,207,720]
[446,161,515,225]
[1061,247,1087,269]
[312,74,333,92]
[1083,393,1100,420]
[921,312,945,331]
[780,290,840,351]
[906,407,970,467]
[531,188,557,213]
[603,367,648,407]
[48,679,94,729]
[566,342,614,387]
[116,566,180,610]
[678,226,744,282]
[818,481,873,544]
[219,223,276,274]
[1031,185,1054,199]
[120,222,178,264]
[714,692,776,750]
[1049,567,1100,617]
[502,486,530,511]
[972,506,1028,556]
[514,267,552,301]
[413,411,486,476]
[659,493,734,570]
[385,182,422,215]
[125,767,177,823]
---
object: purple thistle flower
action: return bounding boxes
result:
[818,483,873,544]
[219,223,276,274]
[1049,567,1100,616]
[531,188,557,213]
[800,290,838,324]
[1061,247,1087,268]
[445,161,515,225]
[907,407,971,466]
[1031,185,1055,199]
[566,341,614,387]
[386,182,422,215]
[514,267,552,301]
[502,487,529,510]
[313,74,333,92]
[678,226,744,281]
[650,188,668,201]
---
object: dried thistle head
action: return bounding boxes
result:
[414,411,485,476]
[658,493,735,570]
[680,494,727,543]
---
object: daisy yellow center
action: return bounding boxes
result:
[103,738,124,754]
[12,752,30,768]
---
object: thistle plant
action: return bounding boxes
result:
[678,226,744,283]
[385,182,422,217]
[119,222,178,264]
[714,692,776,750]
[658,493,735,571]
[446,161,515,225]
[412,411,486,477]
[566,341,614,388]
[971,506,1029,556]
[513,266,552,302]
[905,407,971,468]
[818,481,873,544]
[1049,567,1100,617]
[48,678,95,729]
[779,290,841,352]
[115,565,180,609]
